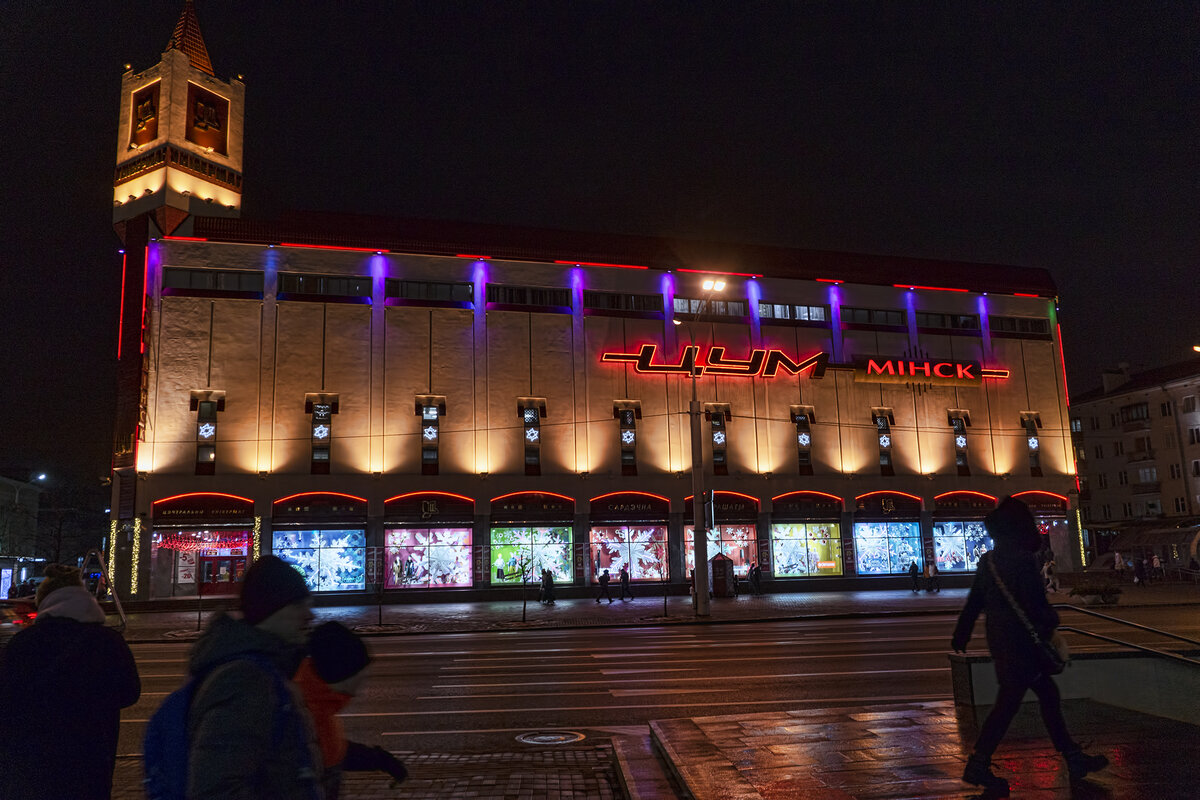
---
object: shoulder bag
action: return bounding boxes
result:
[987,558,1070,675]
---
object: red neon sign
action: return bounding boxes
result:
[280,242,381,253]
[554,260,649,270]
[677,268,764,278]
[772,490,844,505]
[154,492,255,505]
[854,358,1009,386]
[385,491,474,504]
[602,344,829,379]
[273,491,367,505]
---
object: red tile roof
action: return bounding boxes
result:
[166,0,214,76]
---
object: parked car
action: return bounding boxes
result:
[0,598,38,650]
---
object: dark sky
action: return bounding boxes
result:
[3,1,1198,489]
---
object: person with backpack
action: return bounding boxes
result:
[0,564,141,800]
[147,555,322,800]
[595,568,613,603]
[295,622,408,798]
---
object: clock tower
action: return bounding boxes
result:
[112,0,244,238]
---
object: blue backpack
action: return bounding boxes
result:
[142,653,311,800]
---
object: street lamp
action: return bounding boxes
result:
[676,279,725,616]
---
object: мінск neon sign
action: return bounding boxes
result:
[601,344,828,378]
[854,358,1009,387]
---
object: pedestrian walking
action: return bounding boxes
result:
[908,560,921,593]
[749,562,762,595]
[1042,559,1060,594]
[1133,557,1147,587]
[539,568,556,604]
[595,569,613,603]
[1151,554,1162,582]
[184,555,323,799]
[0,564,141,800]
[952,497,1107,794]
[619,566,633,600]
[1112,551,1124,576]
[925,561,940,593]
[295,622,407,799]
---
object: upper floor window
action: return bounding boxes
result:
[1184,396,1197,413]
[842,307,905,327]
[279,273,371,301]
[583,291,664,315]
[488,284,571,310]
[386,280,473,306]
[989,316,1051,338]
[163,267,264,296]
[1120,403,1150,423]
[915,312,980,331]
[1070,418,1082,433]
[674,297,748,318]
[758,303,829,324]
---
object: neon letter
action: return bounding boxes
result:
[956,363,976,380]
[706,347,766,376]
[867,359,895,376]
[933,362,955,378]
[909,361,931,377]
[762,351,829,378]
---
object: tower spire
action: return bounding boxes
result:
[165,0,214,76]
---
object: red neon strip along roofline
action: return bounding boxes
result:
[683,490,761,505]
[1056,322,1071,407]
[385,491,475,504]
[553,260,649,270]
[140,245,149,354]
[771,490,844,505]
[1012,490,1069,504]
[933,490,997,503]
[161,235,209,242]
[1013,292,1041,298]
[273,491,368,505]
[589,490,670,504]
[154,491,255,505]
[117,251,127,359]
[854,490,924,504]
[676,268,763,278]
[815,278,844,284]
[490,490,575,504]
[279,242,382,253]
[893,284,969,293]
[456,254,491,260]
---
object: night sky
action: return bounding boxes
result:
[3,1,1197,492]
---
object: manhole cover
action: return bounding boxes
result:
[515,730,586,745]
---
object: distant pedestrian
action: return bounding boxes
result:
[909,560,921,593]
[925,562,940,593]
[749,563,762,595]
[952,497,1107,794]
[296,622,407,799]
[183,555,322,799]
[1151,554,1162,582]
[1112,551,1124,576]
[595,569,613,603]
[619,566,633,600]
[539,568,556,605]
[1042,559,1060,594]
[1133,558,1147,587]
[0,564,141,800]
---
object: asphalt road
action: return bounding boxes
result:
[117,605,1200,757]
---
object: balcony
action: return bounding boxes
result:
[1131,481,1161,496]
[1127,449,1156,463]
[1122,418,1152,432]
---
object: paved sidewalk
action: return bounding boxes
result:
[115,582,1200,642]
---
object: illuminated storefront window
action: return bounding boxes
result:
[932,520,993,572]
[589,525,668,581]
[770,523,843,576]
[490,527,573,584]
[385,528,472,588]
[273,529,366,591]
[852,521,923,574]
[685,524,757,575]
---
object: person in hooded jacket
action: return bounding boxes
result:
[952,497,1107,794]
[186,555,323,800]
[0,563,141,800]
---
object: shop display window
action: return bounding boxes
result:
[684,524,756,575]
[770,523,843,576]
[384,528,472,588]
[932,521,993,571]
[490,527,572,584]
[273,529,366,591]
[852,521,922,574]
[589,526,668,581]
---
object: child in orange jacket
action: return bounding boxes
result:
[296,621,407,798]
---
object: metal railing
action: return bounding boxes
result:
[1053,603,1200,668]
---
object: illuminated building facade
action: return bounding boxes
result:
[108,5,1081,600]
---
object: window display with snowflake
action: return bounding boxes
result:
[684,524,756,575]
[852,521,922,574]
[932,520,992,572]
[770,523,843,577]
[589,525,668,582]
[490,527,572,584]
[273,529,366,591]
[385,527,472,588]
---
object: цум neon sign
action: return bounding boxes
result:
[601,344,828,378]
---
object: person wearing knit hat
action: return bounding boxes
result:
[0,564,141,800]
[184,555,321,798]
[296,622,407,798]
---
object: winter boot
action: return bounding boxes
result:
[1065,749,1108,781]
[962,754,1010,796]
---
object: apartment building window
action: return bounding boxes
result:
[416,396,446,476]
[1161,401,1173,417]
[1146,499,1162,516]
[1169,464,1182,480]
[1189,428,1200,445]
[674,297,748,318]
[759,303,829,323]
[386,280,473,306]
[1122,502,1133,517]
[1184,396,1197,413]
[1075,445,1086,462]
[1138,466,1159,483]
[614,402,642,476]
[989,316,1051,338]
[488,285,571,311]
[1094,445,1103,460]
[915,312,980,331]
[1120,403,1150,423]
[1193,460,1200,478]
[191,396,223,475]
[791,406,815,476]
[1089,417,1100,430]
[873,408,895,476]
[1102,504,1111,520]
[518,399,547,476]
[1070,418,1082,433]
[584,291,664,315]
[1113,440,1125,456]
[1118,470,1128,486]
[842,307,905,328]
[1176,497,1188,513]
[949,411,970,476]
[307,400,337,474]
[279,273,372,301]
[1097,473,1108,490]
[1021,413,1042,477]
[706,405,731,476]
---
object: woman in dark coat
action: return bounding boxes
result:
[0,564,141,800]
[952,497,1106,794]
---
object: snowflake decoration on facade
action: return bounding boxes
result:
[712,431,726,445]
[797,432,811,447]
[197,423,215,439]
[621,429,636,445]
[525,427,540,443]
[879,434,891,449]
[1028,437,1039,450]
[313,424,330,440]
[955,435,967,449]
[423,426,439,441]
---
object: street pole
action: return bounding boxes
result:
[690,388,710,616]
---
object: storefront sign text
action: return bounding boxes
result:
[602,344,828,378]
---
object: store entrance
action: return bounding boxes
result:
[198,554,246,596]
